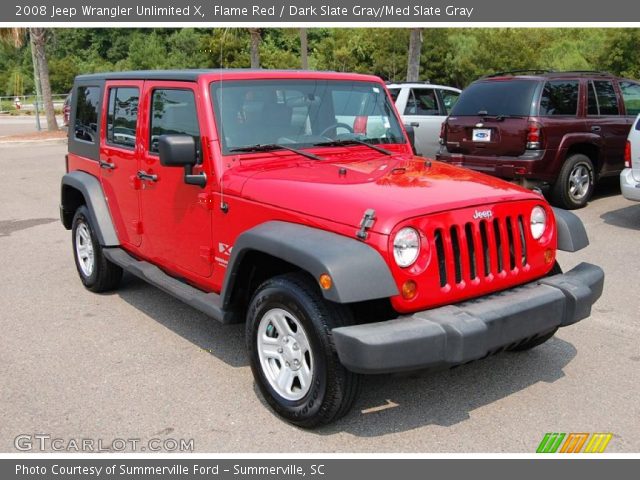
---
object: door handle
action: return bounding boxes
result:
[591,125,602,132]
[99,159,116,170]
[137,170,158,182]
[410,122,420,127]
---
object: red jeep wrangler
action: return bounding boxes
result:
[60,70,604,427]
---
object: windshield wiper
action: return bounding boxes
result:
[477,111,525,121]
[229,143,323,161]
[313,139,393,156]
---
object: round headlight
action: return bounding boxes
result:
[530,206,547,240]
[393,227,420,267]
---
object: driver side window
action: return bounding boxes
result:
[149,89,200,157]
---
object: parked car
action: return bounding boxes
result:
[387,82,461,157]
[60,69,603,427]
[621,114,640,201]
[437,70,640,209]
[62,91,71,126]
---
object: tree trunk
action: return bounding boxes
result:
[300,28,308,69]
[30,28,58,131]
[406,28,423,82]
[248,29,261,69]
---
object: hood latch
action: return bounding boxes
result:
[356,209,376,240]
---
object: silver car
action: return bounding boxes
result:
[387,82,461,158]
[621,113,640,201]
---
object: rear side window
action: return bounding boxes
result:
[106,87,139,149]
[74,86,100,143]
[539,80,579,116]
[440,90,460,114]
[405,88,441,116]
[387,88,400,102]
[587,82,599,115]
[451,80,538,116]
[149,89,200,155]
[620,81,640,116]
[593,81,619,115]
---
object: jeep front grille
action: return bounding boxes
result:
[434,215,528,288]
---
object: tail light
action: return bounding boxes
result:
[439,121,447,145]
[624,140,632,168]
[526,121,542,150]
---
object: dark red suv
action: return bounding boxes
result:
[437,71,640,208]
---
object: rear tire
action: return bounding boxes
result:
[71,206,122,293]
[246,272,360,427]
[551,154,595,209]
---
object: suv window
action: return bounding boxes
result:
[587,81,599,115]
[106,87,139,149]
[405,88,441,116]
[440,90,460,114]
[451,80,538,116]
[539,80,579,116]
[149,89,200,155]
[620,81,640,116]
[387,88,400,102]
[74,86,100,143]
[593,80,619,115]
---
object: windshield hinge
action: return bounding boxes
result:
[356,209,376,240]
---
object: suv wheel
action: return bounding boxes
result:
[72,206,122,292]
[551,154,595,209]
[246,272,360,427]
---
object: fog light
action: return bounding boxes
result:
[319,274,332,290]
[401,280,417,299]
[544,249,554,264]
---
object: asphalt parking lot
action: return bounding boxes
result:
[0,140,638,453]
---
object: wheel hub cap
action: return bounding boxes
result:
[568,164,590,200]
[257,308,313,401]
[75,222,94,277]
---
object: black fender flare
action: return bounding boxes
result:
[552,207,589,252]
[221,221,399,306]
[60,171,119,247]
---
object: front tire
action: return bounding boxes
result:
[551,154,595,209]
[246,272,360,427]
[71,206,122,293]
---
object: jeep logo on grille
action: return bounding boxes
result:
[473,209,493,220]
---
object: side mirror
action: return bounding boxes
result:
[159,135,197,167]
[158,135,206,188]
[404,124,417,155]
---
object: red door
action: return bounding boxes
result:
[100,80,143,247]
[137,81,213,278]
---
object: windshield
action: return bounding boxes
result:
[451,80,539,116]
[211,79,405,154]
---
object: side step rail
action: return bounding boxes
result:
[103,248,235,324]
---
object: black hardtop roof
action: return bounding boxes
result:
[75,69,253,82]
[73,68,372,83]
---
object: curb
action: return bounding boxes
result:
[0,137,68,145]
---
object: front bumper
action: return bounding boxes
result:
[332,263,604,374]
[620,168,640,202]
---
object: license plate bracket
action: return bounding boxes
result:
[472,128,492,142]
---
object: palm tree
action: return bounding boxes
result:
[406,28,423,82]
[29,28,58,131]
[300,28,308,69]
[0,27,58,131]
[248,28,261,68]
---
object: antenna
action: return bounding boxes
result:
[219,28,229,214]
